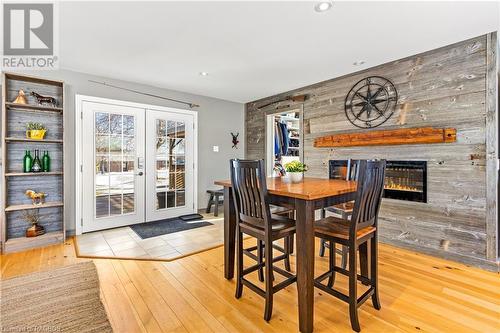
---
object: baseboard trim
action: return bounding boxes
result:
[380,237,500,273]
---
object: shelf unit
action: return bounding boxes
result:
[5,137,63,144]
[5,102,63,113]
[5,201,65,212]
[5,171,63,177]
[1,73,65,253]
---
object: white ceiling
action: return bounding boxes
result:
[60,1,499,103]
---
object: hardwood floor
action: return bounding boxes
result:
[1,238,499,333]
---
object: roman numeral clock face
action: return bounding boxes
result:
[344,76,398,128]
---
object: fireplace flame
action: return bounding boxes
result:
[384,183,420,192]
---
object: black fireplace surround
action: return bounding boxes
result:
[329,160,427,203]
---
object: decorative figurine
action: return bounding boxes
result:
[23,210,45,237]
[231,132,239,149]
[25,189,47,206]
[26,122,47,140]
[12,89,28,104]
[30,91,57,107]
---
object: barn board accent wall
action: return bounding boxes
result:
[245,33,499,270]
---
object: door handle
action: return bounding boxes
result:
[137,171,144,176]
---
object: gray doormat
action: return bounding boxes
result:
[130,217,213,239]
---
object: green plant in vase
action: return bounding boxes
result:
[26,122,47,140]
[284,160,308,183]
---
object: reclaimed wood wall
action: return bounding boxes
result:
[245,34,499,269]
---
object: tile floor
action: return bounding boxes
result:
[75,212,224,260]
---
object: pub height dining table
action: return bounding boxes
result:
[215,176,364,333]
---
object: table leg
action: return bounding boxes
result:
[295,198,315,333]
[224,187,236,280]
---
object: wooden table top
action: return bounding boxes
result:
[214,177,357,200]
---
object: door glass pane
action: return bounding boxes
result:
[110,172,123,216]
[95,112,136,218]
[176,172,185,190]
[156,137,167,155]
[110,135,122,155]
[95,156,110,218]
[176,122,185,138]
[157,119,166,137]
[95,135,109,154]
[157,192,166,209]
[123,115,134,136]
[95,113,109,134]
[155,118,187,210]
[110,114,122,135]
[176,191,185,206]
[175,156,185,172]
[166,121,176,138]
[123,136,135,155]
[173,139,185,155]
[166,191,175,208]
[122,158,135,213]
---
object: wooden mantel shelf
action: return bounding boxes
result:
[314,127,457,148]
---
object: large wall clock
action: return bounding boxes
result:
[344,76,398,129]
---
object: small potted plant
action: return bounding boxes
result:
[22,210,45,237]
[26,122,47,140]
[284,160,308,183]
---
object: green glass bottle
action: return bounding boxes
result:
[31,149,42,172]
[23,150,33,173]
[42,151,50,172]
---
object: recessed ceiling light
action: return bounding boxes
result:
[353,60,366,66]
[314,1,333,12]
[199,72,208,76]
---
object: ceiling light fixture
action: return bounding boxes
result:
[199,72,209,76]
[353,60,366,66]
[314,1,333,13]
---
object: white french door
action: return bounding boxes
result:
[82,102,145,232]
[80,98,196,233]
[145,109,195,221]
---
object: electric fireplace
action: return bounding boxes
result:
[329,160,427,203]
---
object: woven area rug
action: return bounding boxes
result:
[1,261,113,333]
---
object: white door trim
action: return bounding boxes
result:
[75,94,198,235]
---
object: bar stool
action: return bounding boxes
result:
[230,159,297,322]
[319,159,360,269]
[314,160,386,332]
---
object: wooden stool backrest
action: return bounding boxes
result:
[230,159,272,231]
[350,160,386,235]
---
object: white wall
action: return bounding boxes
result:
[0,69,245,234]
